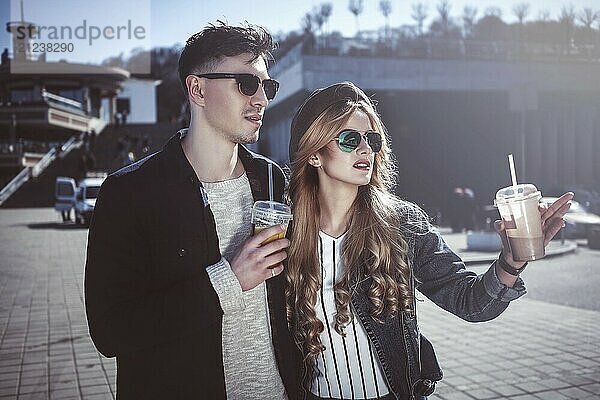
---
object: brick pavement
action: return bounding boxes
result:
[0,209,115,399]
[0,208,598,399]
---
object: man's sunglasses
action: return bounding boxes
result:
[194,73,279,100]
[332,130,383,153]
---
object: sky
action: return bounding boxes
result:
[1,0,599,65]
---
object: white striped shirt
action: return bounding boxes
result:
[310,231,390,399]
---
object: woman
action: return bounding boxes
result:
[285,82,572,400]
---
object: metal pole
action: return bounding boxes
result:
[521,110,526,180]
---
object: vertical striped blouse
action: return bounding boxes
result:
[310,231,390,399]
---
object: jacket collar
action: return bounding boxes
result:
[161,128,276,201]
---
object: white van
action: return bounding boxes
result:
[55,177,77,222]
[55,174,106,226]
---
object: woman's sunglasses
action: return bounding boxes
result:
[332,130,383,153]
[194,73,279,100]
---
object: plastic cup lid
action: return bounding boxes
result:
[252,200,293,219]
[494,184,541,206]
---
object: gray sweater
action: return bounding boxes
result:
[203,172,286,400]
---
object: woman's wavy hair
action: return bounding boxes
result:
[285,84,432,372]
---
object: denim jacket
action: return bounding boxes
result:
[348,228,526,400]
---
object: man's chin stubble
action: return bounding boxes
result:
[229,131,259,144]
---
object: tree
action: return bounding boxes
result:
[430,0,461,38]
[512,3,529,43]
[411,2,428,36]
[379,0,392,40]
[538,9,550,22]
[301,12,314,35]
[436,0,452,36]
[462,5,477,38]
[473,14,509,42]
[348,0,364,35]
[576,7,598,49]
[559,5,576,47]
[577,8,599,30]
[312,6,326,35]
[484,7,502,18]
[320,3,333,35]
[512,3,530,25]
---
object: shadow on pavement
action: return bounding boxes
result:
[23,222,89,230]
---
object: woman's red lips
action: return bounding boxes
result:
[353,160,371,169]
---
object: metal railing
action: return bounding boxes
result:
[272,36,600,75]
[42,90,85,114]
[0,167,31,206]
[59,135,82,156]
[0,133,84,205]
[31,147,57,178]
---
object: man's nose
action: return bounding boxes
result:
[250,85,268,108]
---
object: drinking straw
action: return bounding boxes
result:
[508,153,518,187]
[268,162,273,203]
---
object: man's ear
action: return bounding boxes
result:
[186,75,205,107]
[308,154,321,168]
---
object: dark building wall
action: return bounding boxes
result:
[374,90,600,218]
[261,88,600,222]
[375,91,515,216]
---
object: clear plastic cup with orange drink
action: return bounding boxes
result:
[251,200,293,245]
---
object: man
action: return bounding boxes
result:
[85,22,298,399]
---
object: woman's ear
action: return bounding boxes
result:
[186,75,205,107]
[308,155,321,168]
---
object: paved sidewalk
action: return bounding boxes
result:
[0,208,598,399]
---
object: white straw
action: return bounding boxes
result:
[268,162,273,203]
[508,153,518,187]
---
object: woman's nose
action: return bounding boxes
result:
[357,136,373,154]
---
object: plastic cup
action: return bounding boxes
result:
[494,184,545,261]
[251,200,293,245]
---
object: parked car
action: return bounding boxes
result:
[545,186,600,215]
[541,197,600,239]
[54,173,106,226]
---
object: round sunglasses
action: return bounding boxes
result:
[332,130,383,153]
[194,73,279,100]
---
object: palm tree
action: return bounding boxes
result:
[320,3,333,35]
[301,12,314,35]
[348,0,364,35]
[379,0,392,40]
[312,6,326,36]
[411,2,428,36]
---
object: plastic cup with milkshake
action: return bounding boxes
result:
[493,154,545,261]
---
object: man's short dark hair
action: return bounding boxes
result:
[178,21,276,97]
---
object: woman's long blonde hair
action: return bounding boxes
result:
[285,89,432,372]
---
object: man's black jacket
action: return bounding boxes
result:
[84,131,299,399]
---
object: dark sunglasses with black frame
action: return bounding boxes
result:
[194,73,280,100]
[332,130,383,153]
